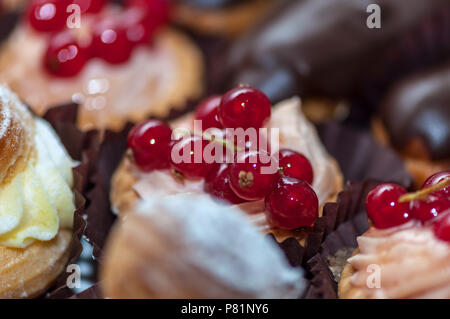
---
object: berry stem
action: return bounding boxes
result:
[399,178,450,203]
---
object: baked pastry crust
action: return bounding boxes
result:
[0,229,72,299]
[337,249,365,299]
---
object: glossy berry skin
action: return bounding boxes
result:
[265,177,319,230]
[433,213,450,242]
[219,86,271,130]
[421,171,450,198]
[366,183,412,229]
[278,149,314,184]
[27,0,70,33]
[73,0,106,14]
[170,135,219,179]
[43,32,88,77]
[125,0,169,33]
[204,164,246,204]
[128,120,173,171]
[411,196,449,223]
[91,21,133,64]
[194,95,223,130]
[228,150,279,201]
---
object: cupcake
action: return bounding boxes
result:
[223,0,448,121]
[171,0,276,37]
[0,0,204,131]
[0,85,77,298]
[110,86,343,245]
[372,63,450,188]
[338,172,450,298]
[100,193,306,298]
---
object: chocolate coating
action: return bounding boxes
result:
[381,63,450,160]
[0,11,20,45]
[225,0,448,102]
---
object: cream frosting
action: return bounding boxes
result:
[0,17,202,131]
[131,97,340,230]
[0,88,75,248]
[348,220,450,299]
[130,194,306,298]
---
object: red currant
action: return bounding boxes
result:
[228,150,279,201]
[366,183,412,229]
[411,196,449,223]
[421,171,450,198]
[278,149,314,184]
[194,95,223,130]
[265,177,319,230]
[433,213,450,242]
[128,120,173,171]
[43,32,88,77]
[125,0,169,33]
[73,0,106,14]
[27,0,70,33]
[91,20,133,64]
[205,164,247,205]
[122,7,153,45]
[219,86,271,130]
[170,135,219,179]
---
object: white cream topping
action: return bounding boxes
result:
[134,194,306,298]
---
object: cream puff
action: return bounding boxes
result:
[0,0,204,131]
[110,86,343,245]
[0,85,76,298]
[339,173,450,298]
[101,194,306,299]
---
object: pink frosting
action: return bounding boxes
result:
[348,220,450,298]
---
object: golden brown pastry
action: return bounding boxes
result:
[0,85,76,298]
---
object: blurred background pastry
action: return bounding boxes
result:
[0,0,204,131]
[0,85,76,298]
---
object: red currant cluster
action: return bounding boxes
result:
[127,86,319,230]
[366,171,450,242]
[27,0,168,77]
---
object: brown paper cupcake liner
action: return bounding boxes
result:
[353,3,450,121]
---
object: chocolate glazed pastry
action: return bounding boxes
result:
[373,63,450,187]
[224,0,448,103]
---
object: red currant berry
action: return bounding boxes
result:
[205,164,247,205]
[265,177,319,230]
[421,171,450,198]
[228,150,279,201]
[433,213,450,242]
[366,183,412,229]
[128,120,172,171]
[43,32,88,77]
[411,196,450,223]
[194,95,223,130]
[125,0,169,33]
[91,21,133,64]
[278,149,314,184]
[219,86,271,130]
[27,0,70,33]
[73,0,106,14]
[170,135,219,179]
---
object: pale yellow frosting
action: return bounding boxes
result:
[0,89,75,248]
[128,97,340,231]
[348,221,450,298]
